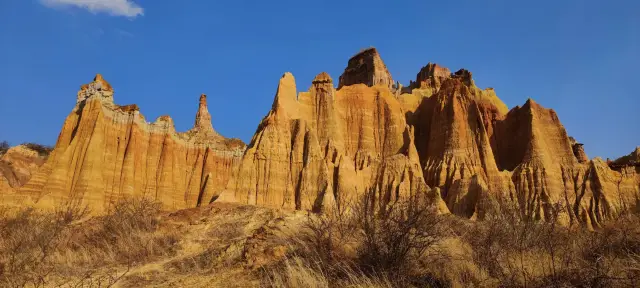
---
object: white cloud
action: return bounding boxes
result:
[41,0,144,18]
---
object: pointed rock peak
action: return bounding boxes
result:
[92,74,113,91]
[612,146,640,167]
[77,74,114,103]
[522,98,539,109]
[281,72,295,82]
[271,72,299,118]
[520,98,547,116]
[452,69,474,86]
[275,72,297,100]
[312,72,333,84]
[338,47,393,89]
[194,94,214,133]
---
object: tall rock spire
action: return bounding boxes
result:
[271,72,299,119]
[194,94,215,133]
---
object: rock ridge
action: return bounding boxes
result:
[12,75,246,213]
[2,49,637,228]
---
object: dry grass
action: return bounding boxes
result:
[262,190,450,287]
[0,197,178,287]
[2,194,640,288]
[264,256,394,288]
[266,194,640,288]
[453,201,640,287]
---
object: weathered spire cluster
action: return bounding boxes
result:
[4,47,638,229]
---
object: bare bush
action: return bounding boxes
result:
[299,196,358,267]
[457,199,640,288]
[355,190,447,279]
[0,201,88,287]
[78,197,178,265]
[0,197,178,287]
[285,190,449,287]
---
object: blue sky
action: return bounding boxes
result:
[0,0,638,160]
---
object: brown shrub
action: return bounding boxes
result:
[458,200,640,287]
[291,194,640,288]
[0,197,178,287]
[67,197,179,266]
[278,190,449,287]
[0,200,88,287]
[354,190,447,280]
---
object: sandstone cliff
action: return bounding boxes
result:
[233,66,433,212]
[1,49,637,227]
[14,75,245,213]
[234,48,638,227]
[398,62,639,228]
[0,144,49,188]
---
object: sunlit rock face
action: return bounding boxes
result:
[232,47,640,227]
[2,48,637,226]
[233,68,429,212]
[338,48,394,90]
[400,60,639,228]
[15,75,245,213]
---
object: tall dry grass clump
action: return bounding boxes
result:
[456,200,640,287]
[0,197,178,287]
[75,197,179,265]
[0,201,89,287]
[2,191,640,287]
[268,193,640,288]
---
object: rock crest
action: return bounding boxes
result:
[411,62,451,89]
[2,49,638,227]
[13,75,245,213]
[234,66,427,212]
[338,47,394,90]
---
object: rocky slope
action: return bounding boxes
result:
[0,145,49,188]
[611,146,640,167]
[1,49,637,227]
[12,75,245,213]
